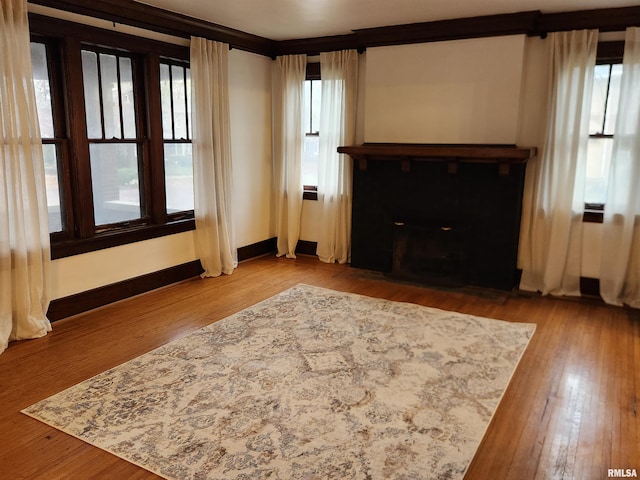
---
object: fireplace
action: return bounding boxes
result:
[338,144,535,291]
[392,218,469,287]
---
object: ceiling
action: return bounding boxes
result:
[135,0,640,41]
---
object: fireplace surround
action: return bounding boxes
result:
[338,143,536,290]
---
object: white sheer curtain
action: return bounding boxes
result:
[190,37,236,277]
[316,50,358,264]
[600,27,640,307]
[519,30,597,296]
[1,0,51,354]
[272,55,306,258]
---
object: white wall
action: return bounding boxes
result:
[50,44,274,300]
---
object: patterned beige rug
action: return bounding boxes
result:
[23,284,535,479]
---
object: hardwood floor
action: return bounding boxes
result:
[1,255,638,479]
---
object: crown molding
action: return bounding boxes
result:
[275,11,540,56]
[28,2,640,57]
[536,6,640,34]
[28,0,276,56]
[275,33,358,57]
[274,6,640,55]
[353,11,540,48]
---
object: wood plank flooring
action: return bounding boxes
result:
[1,255,638,479]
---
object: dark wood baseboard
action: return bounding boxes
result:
[580,276,601,298]
[47,260,204,322]
[46,235,603,322]
[48,238,279,322]
[238,237,277,262]
[296,240,318,256]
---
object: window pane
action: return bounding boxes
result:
[186,68,192,139]
[160,63,173,139]
[171,65,187,140]
[100,54,121,139]
[89,143,142,225]
[302,135,319,186]
[311,79,321,133]
[43,143,63,232]
[303,80,311,134]
[589,64,610,135]
[604,64,622,135]
[119,57,136,139]
[585,137,614,204]
[30,42,54,138]
[303,79,322,135]
[164,143,193,212]
[82,50,102,138]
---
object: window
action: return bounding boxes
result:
[160,60,193,215]
[31,40,67,234]
[584,41,624,218]
[29,16,194,258]
[302,63,321,199]
[82,47,145,228]
[585,62,622,205]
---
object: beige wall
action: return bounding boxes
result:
[515,36,604,277]
[299,53,367,242]
[364,36,526,144]
[51,232,197,299]
[50,43,273,300]
[229,49,275,247]
[299,34,604,278]
[42,6,610,299]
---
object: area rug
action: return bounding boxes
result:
[23,284,535,479]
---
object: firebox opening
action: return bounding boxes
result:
[391,218,469,287]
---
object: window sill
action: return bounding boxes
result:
[51,218,195,260]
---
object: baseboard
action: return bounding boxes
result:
[296,240,318,256]
[47,260,204,322]
[48,238,279,322]
[580,276,601,298]
[238,237,277,261]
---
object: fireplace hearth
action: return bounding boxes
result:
[339,143,536,291]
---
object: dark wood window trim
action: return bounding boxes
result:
[583,204,604,224]
[596,41,624,65]
[31,15,196,260]
[51,219,195,260]
[306,62,320,81]
[303,185,318,201]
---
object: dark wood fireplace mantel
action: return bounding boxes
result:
[344,143,536,290]
[338,143,537,175]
